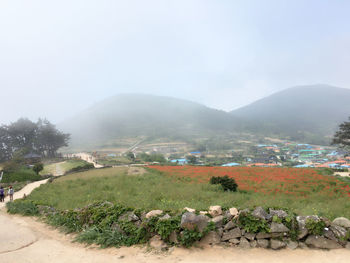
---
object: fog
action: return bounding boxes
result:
[0,0,349,124]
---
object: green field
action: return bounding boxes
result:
[27,167,350,219]
[41,159,92,175]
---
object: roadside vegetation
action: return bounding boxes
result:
[41,159,94,175]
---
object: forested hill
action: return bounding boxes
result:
[59,94,242,147]
[230,85,350,143]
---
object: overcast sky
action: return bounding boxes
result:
[0,0,349,124]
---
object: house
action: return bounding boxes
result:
[23,152,41,164]
[170,158,188,165]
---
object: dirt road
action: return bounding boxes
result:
[1,180,350,262]
[71,152,104,168]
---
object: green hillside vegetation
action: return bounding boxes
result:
[41,159,93,175]
[26,167,350,219]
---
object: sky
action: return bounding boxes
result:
[0,0,349,124]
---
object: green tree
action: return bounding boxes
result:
[186,155,197,164]
[332,117,350,149]
[126,151,135,161]
[33,163,44,175]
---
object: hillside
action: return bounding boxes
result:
[60,94,241,148]
[231,85,350,143]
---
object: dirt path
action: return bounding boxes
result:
[1,180,350,262]
[71,152,104,168]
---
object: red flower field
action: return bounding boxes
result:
[150,166,350,198]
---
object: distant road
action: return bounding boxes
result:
[69,153,104,168]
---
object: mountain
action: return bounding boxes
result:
[60,94,241,147]
[230,85,350,143]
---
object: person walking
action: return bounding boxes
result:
[8,185,14,202]
[0,186,4,202]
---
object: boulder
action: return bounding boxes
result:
[229,238,240,245]
[229,207,239,217]
[180,212,209,232]
[269,209,288,218]
[149,235,168,251]
[199,231,221,246]
[332,217,350,228]
[169,231,178,244]
[159,214,171,221]
[257,239,269,248]
[296,215,319,239]
[118,211,139,222]
[184,207,196,213]
[270,239,286,250]
[270,222,289,233]
[346,242,350,250]
[330,224,347,239]
[324,229,337,241]
[224,220,236,231]
[209,206,222,217]
[239,237,251,249]
[252,207,269,220]
[211,215,224,228]
[250,240,257,248]
[221,227,241,241]
[200,211,208,215]
[305,235,342,249]
[146,210,163,219]
[244,232,256,241]
[286,241,298,250]
[256,232,271,239]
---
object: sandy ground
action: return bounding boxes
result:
[334,172,350,177]
[1,179,350,262]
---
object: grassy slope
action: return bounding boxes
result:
[41,159,92,175]
[27,167,350,219]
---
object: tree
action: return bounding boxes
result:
[126,151,135,161]
[186,155,197,164]
[332,117,350,149]
[33,163,44,175]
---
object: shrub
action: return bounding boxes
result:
[305,218,326,235]
[238,212,270,233]
[210,175,238,192]
[6,200,39,216]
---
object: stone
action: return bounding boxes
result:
[286,241,298,250]
[118,211,140,222]
[296,215,319,239]
[244,232,256,241]
[330,224,347,239]
[184,207,196,213]
[159,214,171,221]
[270,239,286,250]
[224,220,236,231]
[217,228,223,237]
[241,229,246,235]
[346,242,350,250]
[149,235,168,251]
[257,239,269,248]
[250,240,257,248]
[199,231,221,246]
[256,232,271,239]
[221,227,241,241]
[169,231,178,244]
[298,242,308,249]
[270,222,289,233]
[229,207,239,217]
[223,210,234,221]
[209,206,222,217]
[298,228,308,240]
[305,235,342,249]
[200,211,208,215]
[332,217,350,228]
[146,210,163,219]
[269,208,288,218]
[211,215,224,228]
[324,229,337,241]
[239,237,251,249]
[229,238,240,245]
[180,212,209,232]
[252,207,269,220]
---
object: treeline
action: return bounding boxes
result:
[0,118,69,162]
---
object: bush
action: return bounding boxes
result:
[6,200,39,216]
[67,163,95,173]
[210,175,238,192]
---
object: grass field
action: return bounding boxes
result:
[41,159,92,175]
[26,166,350,219]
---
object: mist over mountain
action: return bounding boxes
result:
[60,94,242,147]
[231,85,350,143]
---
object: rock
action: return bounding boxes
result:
[241,229,246,235]
[270,222,289,233]
[269,208,288,218]
[217,228,223,237]
[346,242,350,250]
[332,217,350,228]
[298,228,308,240]
[252,207,269,220]
[229,207,239,217]
[118,211,139,222]
[224,220,236,231]
[270,239,286,250]
[286,241,298,250]
[305,235,342,249]
[223,210,234,221]
[169,231,178,244]
[221,227,241,241]
[250,240,257,248]
[298,242,308,249]
[239,237,251,249]
[199,231,221,246]
[180,212,209,232]
[200,211,208,215]
[320,217,331,227]
[209,206,222,217]
[257,239,269,248]
[244,232,256,241]
[159,214,171,221]
[211,215,224,228]
[146,210,163,219]
[296,215,319,239]
[330,224,347,239]
[256,232,271,239]
[184,207,196,213]
[324,229,337,241]
[229,238,240,245]
[149,235,168,251]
